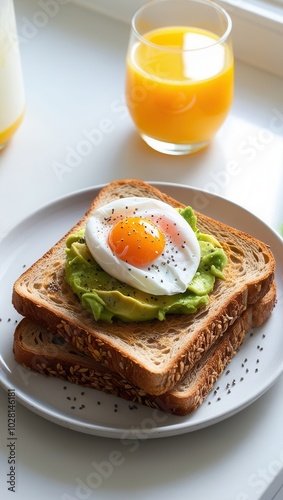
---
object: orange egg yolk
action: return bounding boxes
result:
[108,217,166,267]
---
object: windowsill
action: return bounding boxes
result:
[218,0,283,77]
[72,0,283,78]
[221,0,283,25]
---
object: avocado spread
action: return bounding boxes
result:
[65,207,227,323]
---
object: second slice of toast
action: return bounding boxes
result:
[13,282,276,415]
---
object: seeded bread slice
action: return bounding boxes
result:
[12,180,276,395]
[13,282,276,416]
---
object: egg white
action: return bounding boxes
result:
[85,197,201,296]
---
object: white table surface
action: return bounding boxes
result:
[1,1,283,499]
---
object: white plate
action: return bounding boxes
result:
[0,183,282,439]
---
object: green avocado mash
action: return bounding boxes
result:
[65,207,227,323]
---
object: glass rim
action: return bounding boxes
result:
[131,0,232,52]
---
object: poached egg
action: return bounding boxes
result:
[85,197,200,296]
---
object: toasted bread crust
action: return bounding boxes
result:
[12,180,276,395]
[13,282,276,415]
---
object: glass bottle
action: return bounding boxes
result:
[0,0,25,150]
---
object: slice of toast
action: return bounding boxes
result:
[13,282,276,416]
[12,180,276,395]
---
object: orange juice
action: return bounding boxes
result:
[126,26,234,147]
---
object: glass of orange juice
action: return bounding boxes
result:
[0,0,25,150]
[125,0,234,155]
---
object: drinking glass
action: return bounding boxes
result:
[0,0,25,150]
[125,0,234,155]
